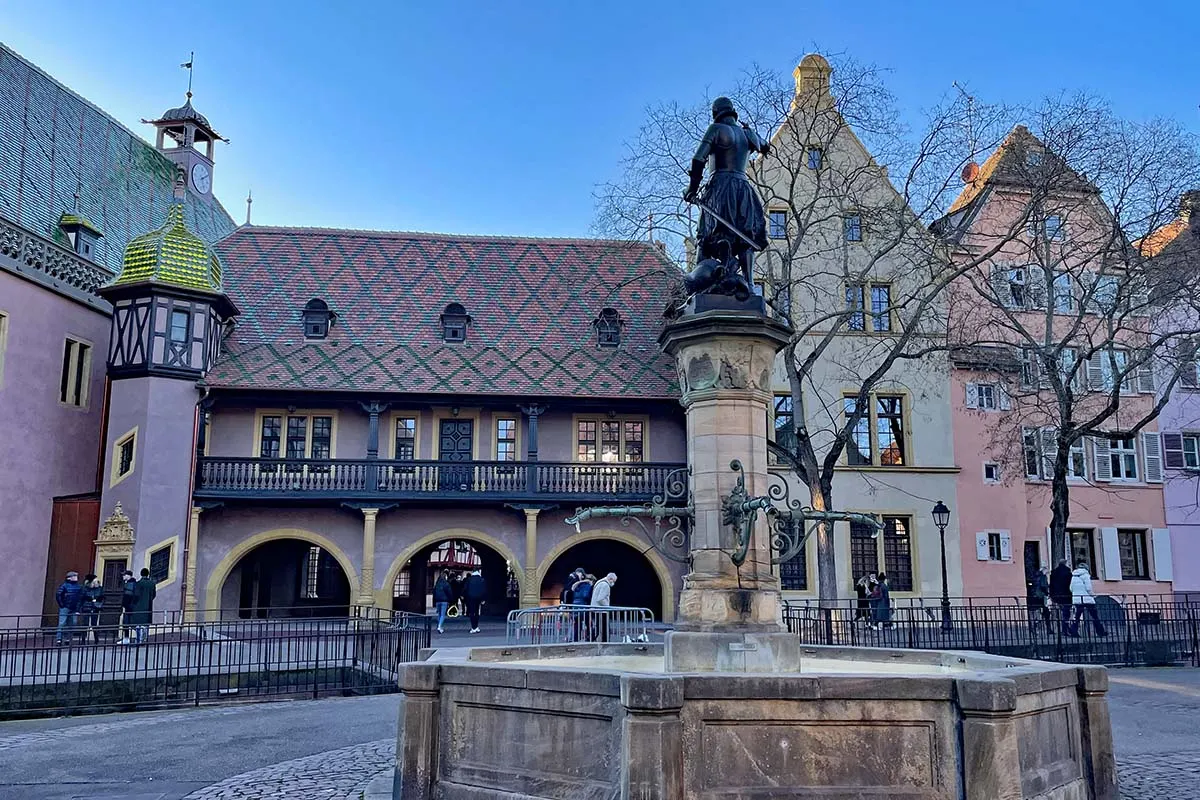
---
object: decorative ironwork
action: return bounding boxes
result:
[725,459,883,567]
[564,467,693,563]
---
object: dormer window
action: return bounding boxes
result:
[58,213,103,262]
[595,308,623,347]
[302,298,335,340]
[441,303,470,343]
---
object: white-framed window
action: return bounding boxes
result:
[1045,214,1065,241]
[1110,436,1138,481]
[1020,348,1041,388]
[769,210,787,239]
[1023,428,1041,479]
[844,214,862,242]
[1052,272,1074,312]
[1068,440,1087,480]
[496,418,518,461]
[1185,435,1200,469]
[975,530,1012,562]
[59,337,92,407]
[966,382,1010,411]
[575,417,645,463]
[983,462,1001,483]
[111,428,137,486]
[806,147,823,170]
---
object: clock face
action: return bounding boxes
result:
[190,162,212,194]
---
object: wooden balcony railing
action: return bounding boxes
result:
[194,457,686,502]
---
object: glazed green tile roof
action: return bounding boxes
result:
[115,203,222,290]
[0,43,235,273]
[58,212,102,237]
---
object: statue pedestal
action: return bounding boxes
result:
[659,305,792,670]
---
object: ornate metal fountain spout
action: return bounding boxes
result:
[722,459,883,567]
[565,467,693,563]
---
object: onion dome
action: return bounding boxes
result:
[114,203,223,291]
[158,98,212,130]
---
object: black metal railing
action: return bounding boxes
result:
[784,597,1200,667]
[194,457,685,501]
[0,607,432,718]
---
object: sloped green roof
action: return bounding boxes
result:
[59,212,103,237]
[115,203,222,291]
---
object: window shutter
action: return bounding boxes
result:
[1085,354,1106,391]
[975,532,990,561]
[1164,433,1186,469]
[1099,527,1121,581]
[965,383,978,409]
[1142,432,1164,483]
[1027,265,1047,309]
[990,263,1012,308]
[999,530,1013,562]
[1093,437,1112,481]
[998,384,1012,410]
[1151,528,1173,582]
[1040,427,1057,479]
[1137,356,1155,393]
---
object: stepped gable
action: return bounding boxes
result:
[208,226,682,399]
[0,43,235,272]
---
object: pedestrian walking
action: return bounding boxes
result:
[590,573,617,643]
[54,571,83,644]
[432,573,453,634]
[865,575,881,630]
[125,568,156,645]
[871,573,892,629]
[570,572,594,641]
[79,574,105,642]
[1049,559,1074,631]
[119,569,137,641]
[463,569,486,634]
[854,575,872,624]
[1028,567,1051,630]
[1068,563,1106,638]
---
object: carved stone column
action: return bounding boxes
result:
[658,310,791,633]
[183,506,203,620]
[522,507,540,607]
[360,508,380,608]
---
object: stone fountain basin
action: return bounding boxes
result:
[394,642,1117,800]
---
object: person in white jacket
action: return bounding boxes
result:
[590,573,617,643]
[1068,564,1107,638]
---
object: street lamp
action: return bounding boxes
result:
[931,500,952,632]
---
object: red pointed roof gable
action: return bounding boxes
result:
[208,227,681,398]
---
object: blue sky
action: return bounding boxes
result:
[2,1,1196,238]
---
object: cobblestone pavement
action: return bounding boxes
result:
[181,739,394,800]
[2,664,1198,798]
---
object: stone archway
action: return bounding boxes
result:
[204,528,358,620]
[537,529,676,621]
[379,528,523,616]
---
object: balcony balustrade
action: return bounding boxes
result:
[194,457,686,503]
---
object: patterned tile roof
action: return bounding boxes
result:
[208,226,682,399]
[0,43,236,274]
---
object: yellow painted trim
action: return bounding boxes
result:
[251,408,340,459]
[109,426,139,488]
[535,528,676,623]
[492,412,523,461]
[570,414,652,463]
[431,408,481,460]
[58,335,94,410]
[142,534,180,591]
[0,310,8,388]
[386,410,424,459]
[377,528,524,604]
[203,528,359,620]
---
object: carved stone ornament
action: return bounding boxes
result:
[96,502,135,545]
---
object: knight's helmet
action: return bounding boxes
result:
[711,96,737,122]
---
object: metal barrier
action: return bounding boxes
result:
[506,605,654,645]
[783,598,1200,667]
[0,609,432,718]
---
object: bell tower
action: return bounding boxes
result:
[95,176,238,614]
[144,59,224,200]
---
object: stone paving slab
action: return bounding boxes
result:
[182,740,393,800]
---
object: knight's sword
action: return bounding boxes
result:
[691,198,765,252]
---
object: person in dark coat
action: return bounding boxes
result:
[79,574,105,642]
[871,573,892,628]
[119,569,137,642]
[54,571,83,644]
[1027,567,1051,630]
[1049,559,1074,631]
[462,570,487,634]
[432,573,453,634]
[125,568,156,645]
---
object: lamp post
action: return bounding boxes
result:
[932,500,952,632]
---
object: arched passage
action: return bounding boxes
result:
[538,533,672,621]
[380,529,522,618]
[205,529,357,619]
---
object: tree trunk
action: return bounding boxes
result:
[1048,437,1072,566]
[810,480,838,606]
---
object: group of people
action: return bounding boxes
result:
[560,569,619,642]
[53,568,157,645]
[1029,560,1107,638]
[853,572,893,629]
[432,569,487,634]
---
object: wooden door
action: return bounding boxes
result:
[42,493,101,621]
[438,420,474,490]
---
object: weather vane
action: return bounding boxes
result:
[181,52,194,100]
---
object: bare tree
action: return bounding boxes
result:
[596,55,1018,601]
[938,98,1200,564]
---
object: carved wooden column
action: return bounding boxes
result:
[360,507,380,608]
[522,507,540,607]
[520,404,547,493]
